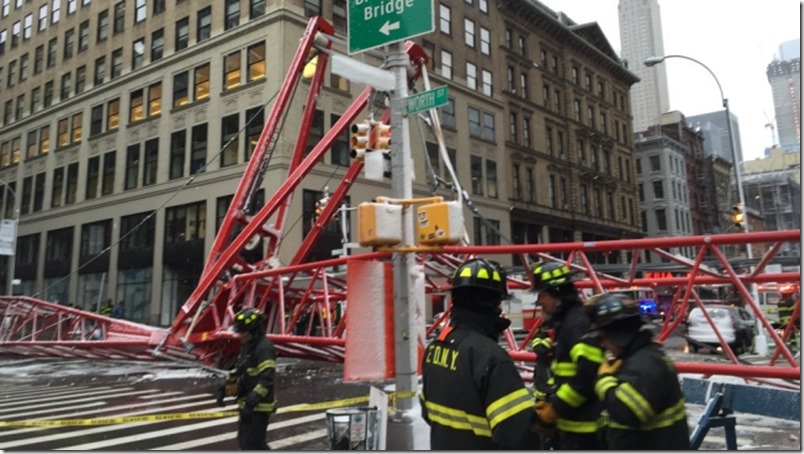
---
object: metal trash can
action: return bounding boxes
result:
[325,406,379,450]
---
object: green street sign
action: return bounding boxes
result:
[348,0,434,55]
[405,86,448,116]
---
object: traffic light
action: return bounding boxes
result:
[372,122,392,179]
[314,191,331,222]
[350,121,371,160]
[732,204,745,232]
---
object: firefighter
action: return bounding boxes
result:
[777,286,800,348]
[589,292,690,449]
[420,258,540,450]
[530,314,556,449]
[530,261,605,450]
[217,308,278,450]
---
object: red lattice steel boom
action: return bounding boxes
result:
[0,17,799,383]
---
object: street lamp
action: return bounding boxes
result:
[644,54,752,260]
[0,178,18,296]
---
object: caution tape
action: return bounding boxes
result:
[0,391,420,428]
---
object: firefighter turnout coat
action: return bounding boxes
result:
[547,302,605,437]
[595,332,690,449]
[235,335,278,413]
[420,309,540,450]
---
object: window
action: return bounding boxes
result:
[332,0,346,32]
[110,48,122,79]
[225,0,240,30]
[479,0,488,13]
[504,28,512,49]
[585,73,592,91]
[132,38,145,70]
[479,27,490,55]
[66,0,76,15]
[56,117,69,147]
[224,51,241,90]
[220,114,239,167]
[106,98,119,130]
[482,112,494,141]
[656,209,667,231]
[172,71,188,107]
[90,104,103,135]
[440,50,452,79]
[303,0,320,16]
[470,155,483,195]
[143,138,158,186]
[60,73,71,100]
[329,113,349,167]
[129,89,144,122]
[134,0,146,23]
[194,63,210,101]
[517,35,525,56]
[577,139,585,165]
[249,0,265,19]
[34,45,43,74]
[51,0,60,24]
[151,28,164,61]
[466,62,476,90]
[248,42,265,81]
[30,87,40,113]
[527,168,535,203]
[38,5,47,31]
[175,17,189,51]
[21,176,32,215]
[166,201,207,244]
[245,106,263,161]
[197,7,211,42]
[506,66,514,92]
[545,126,553,155]
[23,13,32,39]
[148,82,162,116]
[543,84,550,109]
[549,175,556,207]
[587,106,595,128]
[190,123,207,174]
[51,167,64,208]
[65,163,77,204]
[468,107,480,137]
[78,20,89,52]
[94,56,105,85]
[653,181,664,199]
[43,81,53,107]
[481,69,492,96]
[509,113,517,144]
[486,160,497,198]
[113,1,124,34]
[169,130,185,179]
[580,184,588,214]
[441,98,455,128]
[520,73,528,98]
[464,18,475,48]
[19,53,28,83]
[438,4,450,35]
[304,109,323,155]
[153,0,164,15]
[86,155,99,199]
[71,112,82,143]
[522,118,531,148]
[649,155,660,172]
[512,164,521,200]
[573,99,581,122]
[125,144,139,190]
[97,9,108,41]
[47,37,57,67]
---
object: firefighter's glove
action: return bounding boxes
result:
[597,359,623,377]
[531,336,554,365]
[215,385,226,407]
[534,400,557,425]
[240,406,254,425]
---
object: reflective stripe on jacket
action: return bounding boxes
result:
[595,335,690,449]
[548,303,605,434]
[235,335,277,413]
[420,313,540,450]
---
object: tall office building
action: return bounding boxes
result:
[618,0,669,133]
[766,39,801,152]
[688,110,744,167]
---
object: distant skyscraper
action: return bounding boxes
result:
[619,0,670,132]
[688,110,744,167]
[767,38,801,152]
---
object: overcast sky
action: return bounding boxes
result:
[539,0,802,161]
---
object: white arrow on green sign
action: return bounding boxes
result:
[347,0,434,55]
[405,86,448,116]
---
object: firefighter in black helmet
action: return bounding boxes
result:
[420,258,540,449]
[217,308,278,450]
[530,261,605,450]
[589,293,690,449]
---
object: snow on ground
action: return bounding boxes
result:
[686,403,801,450]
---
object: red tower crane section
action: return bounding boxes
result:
[0,17,799,384]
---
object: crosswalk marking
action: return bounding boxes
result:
[0,393,211,438]
[0,386,104,404]
[0,390,159,419]
[271,428,329,450]
[153,413,326,450]
[0,397,232,449]
[0,387,136,412]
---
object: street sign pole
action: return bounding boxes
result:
[385,41,421,450]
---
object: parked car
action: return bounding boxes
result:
[686,305,757,354]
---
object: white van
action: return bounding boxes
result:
[686,305,756,354]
